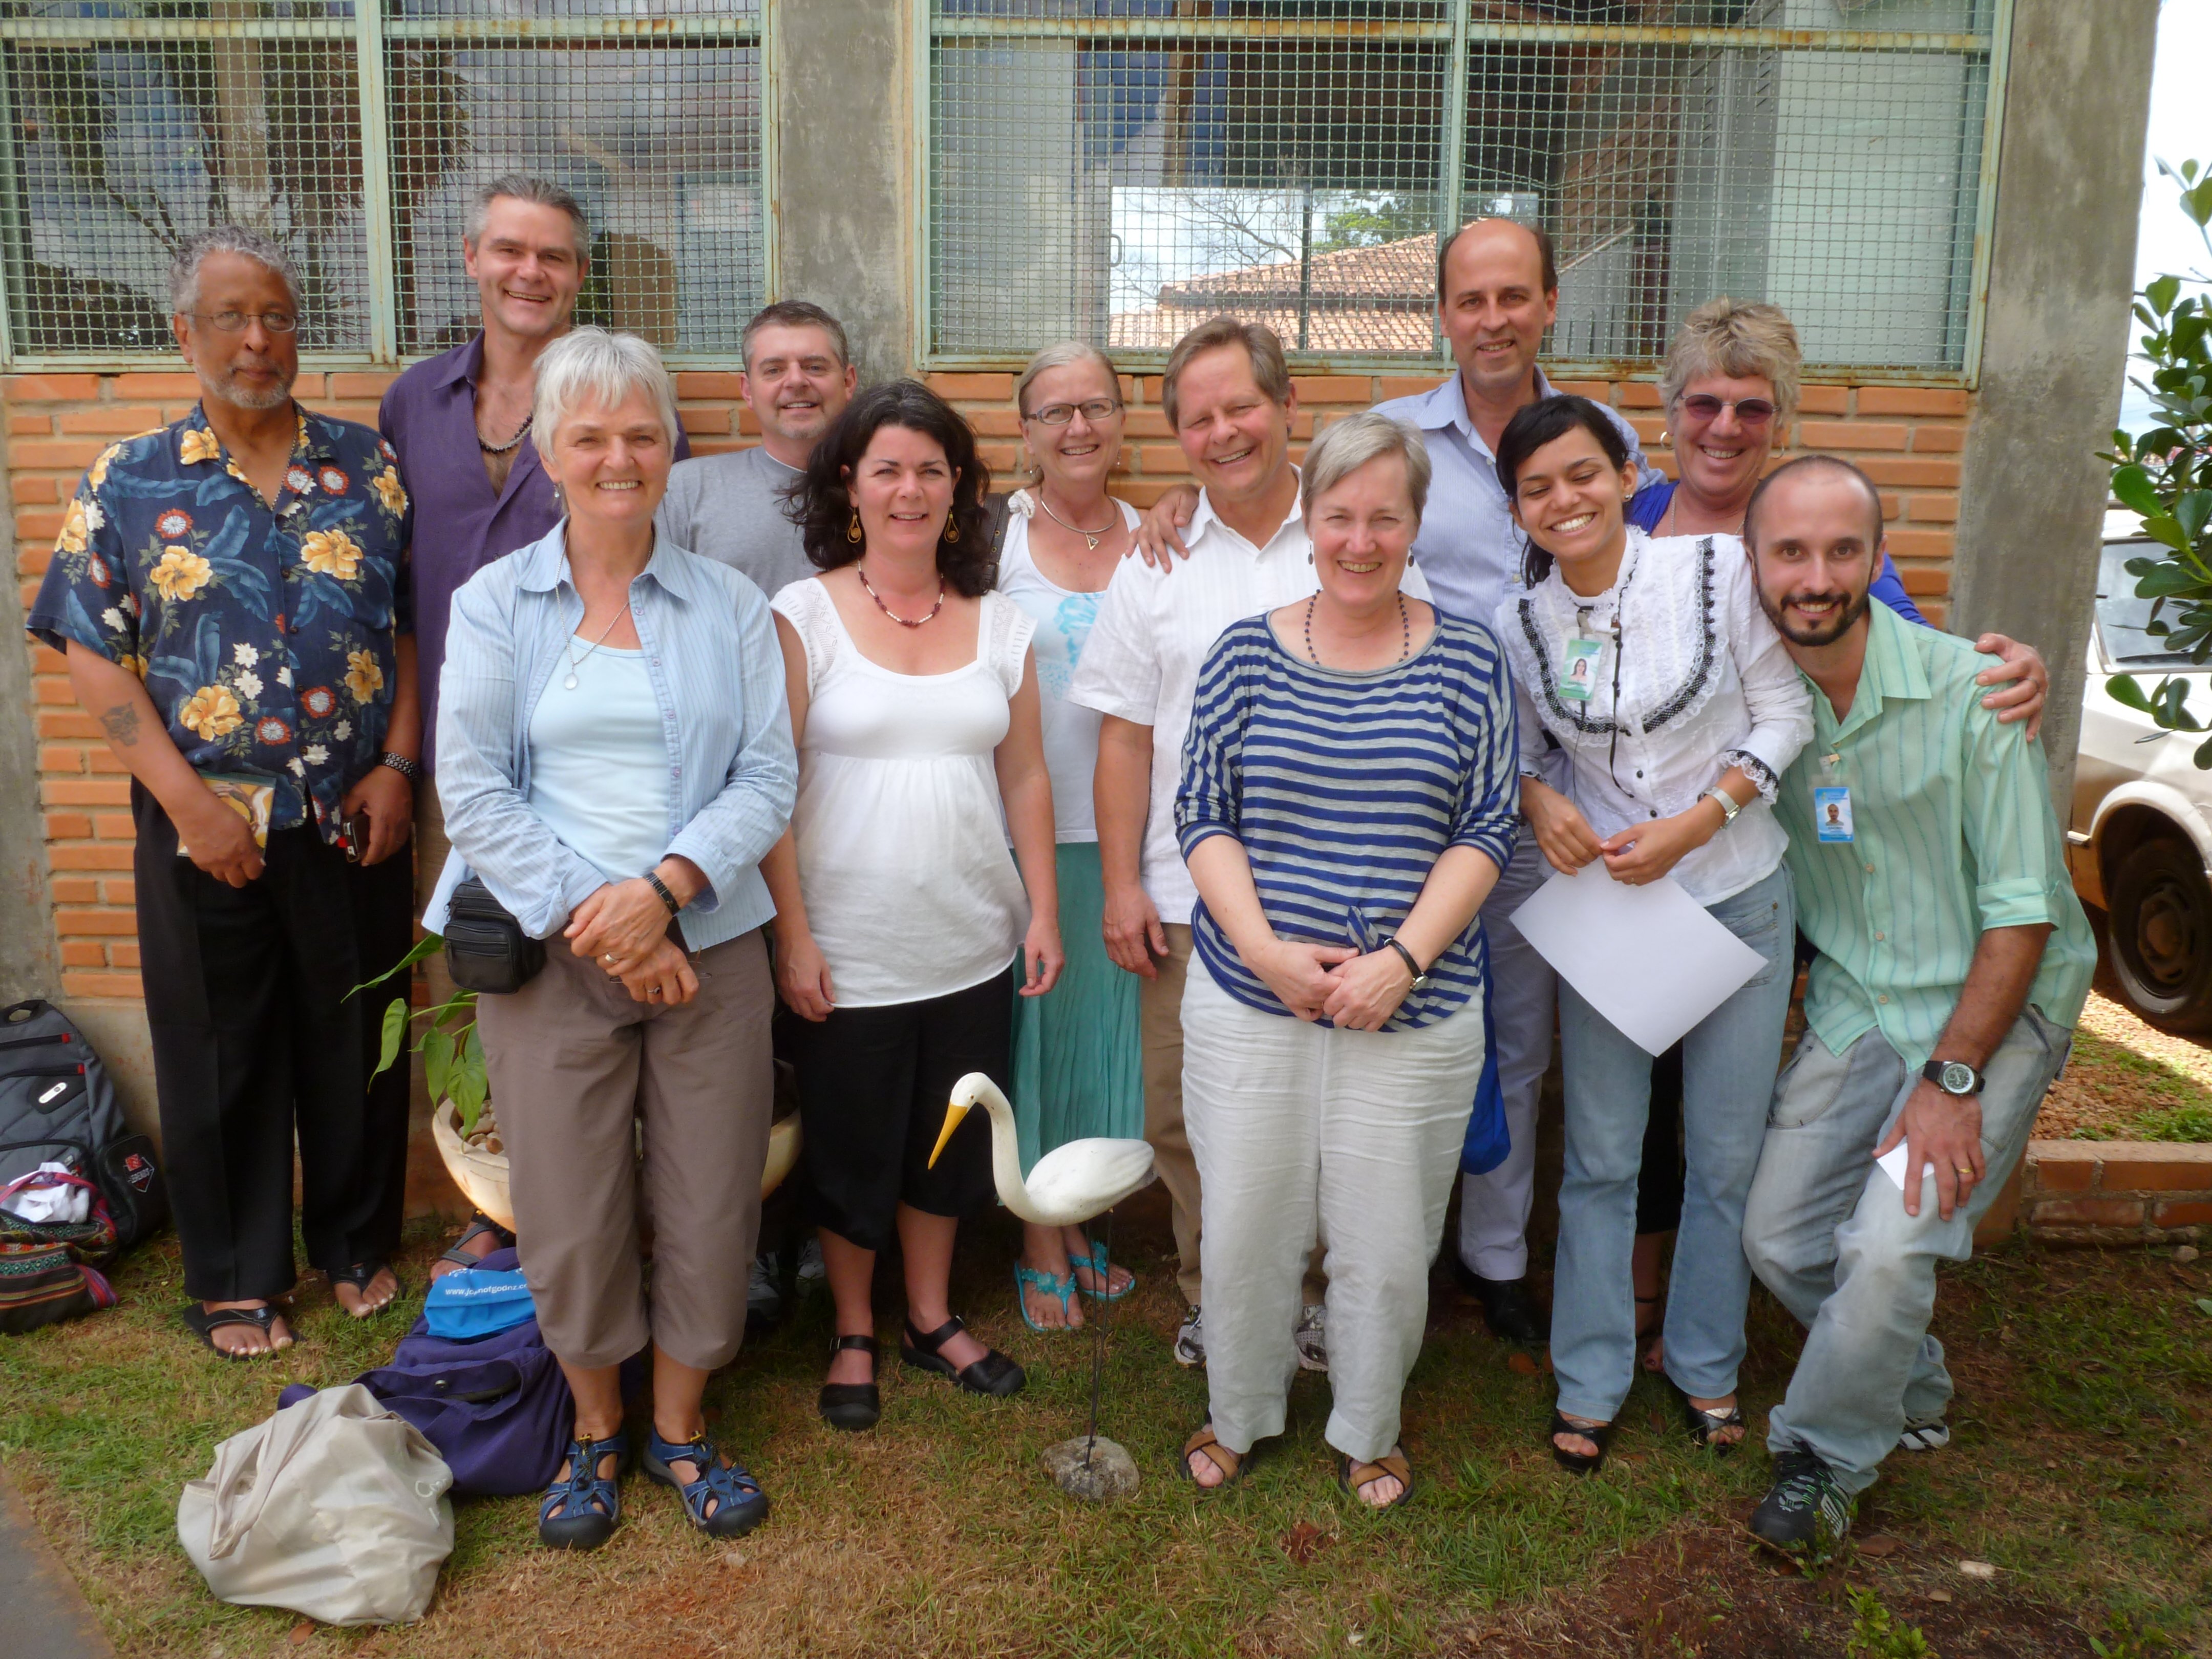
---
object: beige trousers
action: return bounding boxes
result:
[476,929,776,1371]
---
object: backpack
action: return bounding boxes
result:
[0,998,167,1259]
[0,1240,117,1334]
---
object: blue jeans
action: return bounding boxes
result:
[1742,1008,2067,1495]
[1552,865,1794,1423]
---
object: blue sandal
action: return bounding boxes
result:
[538,1432,625,1550]
[644,1428,770,1540]
[1072,1237,1135,1303]
[1014,1262,1078,1332]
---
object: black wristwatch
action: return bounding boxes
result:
[1921,1058,1984,1097]
[1381,937,1431,992]
[644,870,683,918]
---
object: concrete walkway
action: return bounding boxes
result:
[0,1463,117,1658]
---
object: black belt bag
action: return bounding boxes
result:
[443,876,545,995]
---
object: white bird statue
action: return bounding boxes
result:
[929,1072,1156,1225]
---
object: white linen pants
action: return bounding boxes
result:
[1183,967,1486,1463]
[1457,843,1555,1279]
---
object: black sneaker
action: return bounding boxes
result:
[1454,1264,1549,1345]
[1749,1444,1855,1555]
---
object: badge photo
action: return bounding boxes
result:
[1558,635,1605,703]
[1814,784,1854,843]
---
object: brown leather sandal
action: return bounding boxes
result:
[1339,1447,1416,1508]
[1181,1421,1247,1493]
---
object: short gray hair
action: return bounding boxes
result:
[1300,411,1432,524]
[467,174,590,260]
[169,225,302,316]
[1658,296,1802,424]
[1015,341,1121,417]
[532,327,679,453]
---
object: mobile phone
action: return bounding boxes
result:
[344,809,372,862]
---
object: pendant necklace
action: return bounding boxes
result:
[564,601,632,689]
[856,562,947,627]
[1035,492,1118,551]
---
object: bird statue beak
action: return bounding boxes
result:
[927,1099,970,1170]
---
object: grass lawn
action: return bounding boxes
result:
[2,1197,2206,1658]
[2038,991,2212,1143]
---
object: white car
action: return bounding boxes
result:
[2069,507,2212,1031]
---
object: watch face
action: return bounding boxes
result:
[1939,1061,1976,1094]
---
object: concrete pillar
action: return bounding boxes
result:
[773,0,917,380]
[1950,0,2158,813]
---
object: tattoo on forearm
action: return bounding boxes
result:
[98,703,140,747]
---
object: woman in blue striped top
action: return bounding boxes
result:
[1173,411,1519,1508]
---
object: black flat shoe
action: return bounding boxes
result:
[1459,1269,1548,1345]
[328,1260,401,1317]
[817,1334,881,1431]
[900,1314,1026,1398]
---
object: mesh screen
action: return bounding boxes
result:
[928,0,1998,369]
[0,0,764,360]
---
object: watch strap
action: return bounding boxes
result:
[1920,1058,1984,1095]
[645,871,682,917]
[1381,937,1428,987]
[1702,784,1740,824]
[376,751,421,782]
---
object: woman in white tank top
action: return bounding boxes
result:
[761,381,1064,1431]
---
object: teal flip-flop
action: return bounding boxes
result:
[1013,1262,1078,1332]
[1072,1237,1135,1303]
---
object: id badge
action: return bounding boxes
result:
[1814,785,1854,843]
[1558,635,1605,703]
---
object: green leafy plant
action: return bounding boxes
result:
[353,935,491,1137]
[2104,158,2212,761]
[2090,1609,2176,1657]
[1844,1587,1934,1659]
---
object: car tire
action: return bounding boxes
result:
[2106,837,2212,1033]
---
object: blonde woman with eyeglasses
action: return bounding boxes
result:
[991,342,1144,1332]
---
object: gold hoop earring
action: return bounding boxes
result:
[846,511,863,544]
[944,517,961,544]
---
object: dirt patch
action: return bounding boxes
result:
[1449,1515,2100,1657]
[2037,990,2212,1140]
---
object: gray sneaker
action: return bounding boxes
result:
[1173,1306,1206,1367]
[1294,1302,1328,1372]
[795,1238,826,1294]
[1897,1418,1950,1452]
[746,1251,784,1331]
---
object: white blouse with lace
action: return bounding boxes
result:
[771,578,1037,1007]
[1494,528,1814,907]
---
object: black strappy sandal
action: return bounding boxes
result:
[1678,1389,1747,1454]
[180,1302,288,1359]
[1549,1410,1615,1476]
[900,1314,1026,1397]
[328,1260,401,1317]
[436,1214,516,1272]
[818,1334,882,1431]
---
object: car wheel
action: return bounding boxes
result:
[2106,837,2212,1033]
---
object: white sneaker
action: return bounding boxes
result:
[1294,1302,1328,1372]
[1173,1306,1206,1367]
[1897,1419,1950,1452]
[795,1238,826,1292]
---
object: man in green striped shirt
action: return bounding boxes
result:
[1735,456,2095,1554]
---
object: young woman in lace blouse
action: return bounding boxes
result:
[1492,395,1812,1476]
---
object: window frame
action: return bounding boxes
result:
[912,0,2014,387]
[0,2,778,372]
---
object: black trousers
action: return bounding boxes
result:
[133,783,413,1301]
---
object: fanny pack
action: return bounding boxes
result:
[442,876,544,995]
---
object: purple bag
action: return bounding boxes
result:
[350,1248,572,1497]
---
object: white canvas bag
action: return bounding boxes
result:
[177,1383,455,1626]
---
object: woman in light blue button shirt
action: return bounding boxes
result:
[437,328,797,1552]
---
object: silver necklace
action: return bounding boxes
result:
[1034,492,1118,551]
[563,601,632,689]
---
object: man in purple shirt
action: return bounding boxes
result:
[380,174,687,1273]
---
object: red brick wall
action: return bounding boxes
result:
[8,366,1971,1004]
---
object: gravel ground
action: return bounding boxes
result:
[2036,989,2212,1140]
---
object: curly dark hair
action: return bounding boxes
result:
[789,379,995,597]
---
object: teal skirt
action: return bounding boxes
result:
[1008,841,1142,1176]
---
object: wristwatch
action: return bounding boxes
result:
[376,751,421,782]
[1702,785,1741,825]
[1921,1058,1984,1097]
[1381,937,1431,992]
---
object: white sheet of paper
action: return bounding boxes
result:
[1509,867,1768,1055]
[419,847,468,937]
[1875,1141,1936,1194]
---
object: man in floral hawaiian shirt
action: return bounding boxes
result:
[26,226,421,1358]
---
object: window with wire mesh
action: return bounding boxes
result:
[0,0,764,360]
[927,1,1998,371]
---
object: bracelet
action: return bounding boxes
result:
[1702,785,1740,825]
[645,871,682,917]
[1381,938,1424,980]
[376,751,421,782]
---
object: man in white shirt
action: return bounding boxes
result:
[658,300,858,597]
[1070,316,1428,1368]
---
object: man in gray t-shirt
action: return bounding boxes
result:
[658,300,858,597]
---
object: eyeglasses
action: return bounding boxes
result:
[1675,393,1776,427]
[189,310,300,335]
[1023,399,1122,427]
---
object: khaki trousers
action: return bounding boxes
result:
[476,929,776,1372]
[1140,924,1325,1311]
